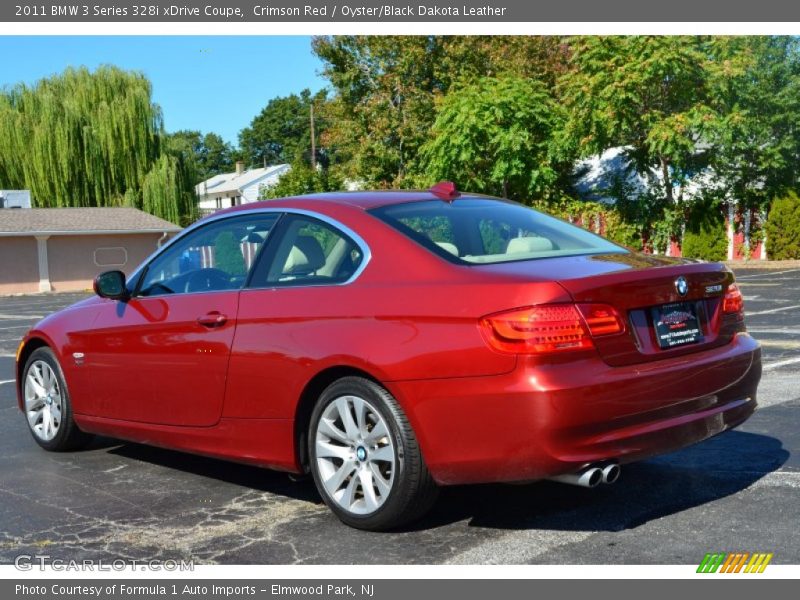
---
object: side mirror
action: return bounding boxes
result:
[94,270,129,300]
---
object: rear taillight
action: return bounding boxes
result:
[480,303,624,355]
[577,303,625,336]
[723,283,744,315]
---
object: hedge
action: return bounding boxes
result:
[765,191,800,260]
[681,204,728,262]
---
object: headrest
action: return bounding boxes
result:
[506,236,554,254]
[435,241,459,256]
[285,235,326,273]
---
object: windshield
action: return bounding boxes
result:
[369,198,627,265]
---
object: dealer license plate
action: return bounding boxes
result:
[652,302,703,349]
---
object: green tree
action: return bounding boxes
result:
[765,191,800,260]
[213,230,246,276]
[560,36,714,207]
[312,36,570,188]
[418,77,560,200]
[141,153,196,226]
[436,36,570,89]
[259,160,343,199]
[165,130,236,182]
[706,37,800,213]
[238,89,327,168]
[312,36,442,187]
[0,65,193,223]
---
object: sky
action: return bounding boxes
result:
[0,36,328,145]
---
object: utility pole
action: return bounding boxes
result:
[310,102,317,170]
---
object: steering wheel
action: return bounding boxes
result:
[183,268,232,293]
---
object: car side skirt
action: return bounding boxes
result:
[73,415,301,473]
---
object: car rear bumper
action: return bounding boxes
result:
[391,332,761,485]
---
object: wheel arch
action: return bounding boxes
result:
[15,336,52,411]
[293,365,386,473]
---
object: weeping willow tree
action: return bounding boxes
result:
[0,66,195,223]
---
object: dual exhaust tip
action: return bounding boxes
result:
[548,463,621,488]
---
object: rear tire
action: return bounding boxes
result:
[308,376,438,530]
[22,347,92,451]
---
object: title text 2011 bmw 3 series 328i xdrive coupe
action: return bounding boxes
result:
[15,183,761,530]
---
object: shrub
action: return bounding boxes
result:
[765,191,800,260]
[603,210,641,249]
[682,203,728,261]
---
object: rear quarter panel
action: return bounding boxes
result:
[222,205,572,419]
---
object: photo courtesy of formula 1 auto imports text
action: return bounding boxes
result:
[0,0,799,596]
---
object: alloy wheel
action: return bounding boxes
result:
[25,360,63,442]
[314,395,396,515]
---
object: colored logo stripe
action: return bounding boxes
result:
[745,553,773,573]
[697,552,773,573]
[697,553,725,573]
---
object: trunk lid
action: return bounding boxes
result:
[478,252,739,366]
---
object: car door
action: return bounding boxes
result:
[82,213,279,426]
[222,213,368,420]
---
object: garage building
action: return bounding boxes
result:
[0,207,181,294]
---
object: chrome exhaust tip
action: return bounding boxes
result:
[601,463,621,485]
[547,466,603,488]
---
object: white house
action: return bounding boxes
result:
[196,161,289,214]
[573,147,717,206]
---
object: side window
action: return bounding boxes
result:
[254,216,364,287]
[138,215,278,296]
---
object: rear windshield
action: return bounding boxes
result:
[369,198,626,264]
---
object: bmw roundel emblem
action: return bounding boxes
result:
[675,276,689,296]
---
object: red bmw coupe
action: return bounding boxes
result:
[15,184,761,530]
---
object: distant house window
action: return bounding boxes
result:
[94,247,128,267]
[215,197,223,209]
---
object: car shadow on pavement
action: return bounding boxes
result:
[100,426,788,534]
[105,441,323,504]
[413,429,789,532]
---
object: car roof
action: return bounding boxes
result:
[297,190,453,209]
[213,185,500,218]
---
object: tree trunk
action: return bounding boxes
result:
[309,103,316,170]
[727,201,736,261]
[660,156,674,204]
[743,209,752,260]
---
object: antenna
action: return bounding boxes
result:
[429,181,459,202]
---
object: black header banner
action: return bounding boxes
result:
[4,0,800,22]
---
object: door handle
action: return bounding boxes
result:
[197,312,228,327]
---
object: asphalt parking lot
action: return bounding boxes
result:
[0,269,798,565]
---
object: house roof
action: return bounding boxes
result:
[0,207,181,236]
[195,164,290,197]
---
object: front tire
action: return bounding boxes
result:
[308,376,438,530]
[23,347,92,451]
